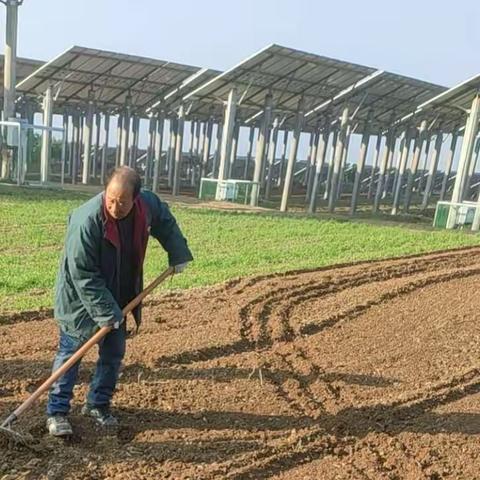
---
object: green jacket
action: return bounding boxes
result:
[54,190,193,340]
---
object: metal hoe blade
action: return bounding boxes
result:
[0,418,37,450]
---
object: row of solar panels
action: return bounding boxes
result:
[2,44,480,133]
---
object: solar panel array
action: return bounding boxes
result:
[10,43,478,134]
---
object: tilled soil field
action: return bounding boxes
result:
[1,247,480,479]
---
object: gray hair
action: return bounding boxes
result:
[105,166,142,197]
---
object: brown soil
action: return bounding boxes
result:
[1,248,480,479]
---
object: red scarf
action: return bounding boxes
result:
[102,194,149,269]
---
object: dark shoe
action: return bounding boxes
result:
[81,404,118,427]
[46,414,73,436]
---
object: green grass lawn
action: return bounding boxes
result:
[1,184,479,314]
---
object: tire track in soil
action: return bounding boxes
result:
[228,260,480,427]
[239,250,474,345]
[205,253,480,479]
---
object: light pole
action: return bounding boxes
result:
[1,0,23,179]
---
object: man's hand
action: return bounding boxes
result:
[173,262,189,274]
[106,318,121,329]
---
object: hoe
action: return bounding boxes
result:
[0,266,174,448]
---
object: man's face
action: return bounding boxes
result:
[105,180,134,219]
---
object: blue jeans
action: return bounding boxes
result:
[47,325,126,416]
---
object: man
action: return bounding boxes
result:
[46,166,193,436]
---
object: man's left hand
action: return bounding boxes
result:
[173,262,189,274]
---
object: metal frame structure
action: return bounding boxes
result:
[389,73,480,224]
[15,46,204,186]
[183,44,378,209]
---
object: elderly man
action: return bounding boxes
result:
[46,166,193,436]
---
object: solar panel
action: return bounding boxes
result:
[306,70,447,133]
[183,44,377,127]
[16,46,200,114]
[0,55,44,93]
[147,67,221,119]
[395,74,480,132]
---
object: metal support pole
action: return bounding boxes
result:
[305,126,320,203]
[367,131,382,200]
[115,114,123,167]
[422,130,444,209]
[280,97,305,212]
[188,119,195,161]
[404,120,427,211]
[383,137,398,198]
[308,119,330,213]
[304,131,315,187]
[472,140,480,230]
[391,133,405,199]
[15,99,26,183]
[200,116,213,180]
[448,94,480,229]
[71,111,80,184]
[129,115,139,167]
[244,125,255,179]
[145,115,156,187]
[199,122,206,164]
[101,113,110,184]
[152,111,165,193]
[418,134,432,194]
[251,93,273,206]
[373,128,396,213]
[391,128,413,215]
[350,113,372,215]
[188,120,196,186]
[165,120,172,175]
[40,85,53,184]
[464,135,480,198]
[172,105,185,196]
[2,0,18,122]
[216,88,238,200]
[212,122,222,177]
[25,101,35,175]
[471,150,480,231]
[440,132,459,201]
[193,119,200,159]
[323,129,339,201]
[277,130,289,188]
[78,115,84,175]
[119,107,130,166]
[92,112,101,179]
[262,129,271,190]
[15,125,25,185]
[81,98,94,184]
[228,121,240,179]
[265,117,280,201]
[337,125,351,201]
[328,106,349,213]
[60,112,68,185]
[1,0,19,179]
[167,118,177,187]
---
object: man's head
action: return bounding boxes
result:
[104,166,141,219]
